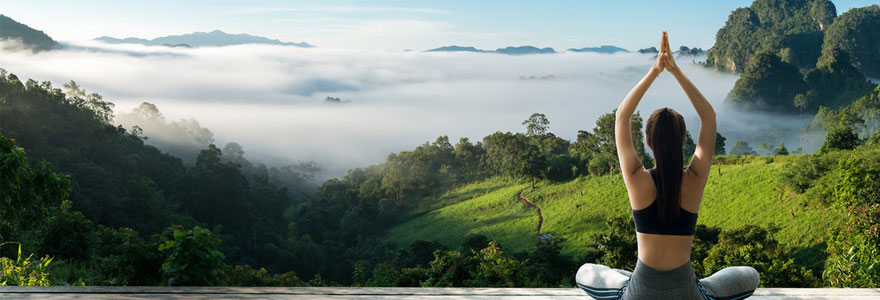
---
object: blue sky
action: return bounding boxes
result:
[1,0,877,50]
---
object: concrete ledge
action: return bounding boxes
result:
[1,287,879,299]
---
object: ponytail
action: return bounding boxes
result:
[645,108,685,226]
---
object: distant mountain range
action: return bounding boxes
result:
[0,14,57,51]
[426,45,630,55]
[567,45,629,54]
[637,46,705,56]
[0,14,681,56]
[95,30,314,48]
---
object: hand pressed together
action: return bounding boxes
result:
[651,31,681,76]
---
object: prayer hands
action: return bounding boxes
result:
[651,31,681,76]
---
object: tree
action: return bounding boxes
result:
[774,142,789,155]
[730,140,757,155]
[453,138,486,182]
[522,113,550,137]
[759,142,775,156]
[38,200,94,262]
[0,134,70,240]
[62,80,86,99]
[794,93,810,113]
[820,125,860,152]
[684,130,696,161]
[715,132,727,155]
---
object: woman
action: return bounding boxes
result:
[575,32,760,300]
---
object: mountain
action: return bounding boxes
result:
[494,46,556,55]
[95,30,313,48]
[0,14,57,51]
[567,45,629,54]
[676,46,705,56]
[819,5,880,78]
[428,45,634,55]
[705,0,836,72]
[638,47,659,54]
[426,45,488,52]
[426,45,556,55]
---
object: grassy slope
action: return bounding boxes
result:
[385,161,843,257]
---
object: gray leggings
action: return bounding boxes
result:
[576,260,759,300]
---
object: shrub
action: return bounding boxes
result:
[700,225,818,287]
[591,216,637,271]
[38,200,93,262]
[224,265,303,286]
[158,226,226,286]
[823,159,880,287]
[0,244,52,286]
[93,226,162,285]
[821,125,861,152]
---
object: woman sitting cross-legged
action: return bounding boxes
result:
[575,31,760,300]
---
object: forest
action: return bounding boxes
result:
[1,0,880,289]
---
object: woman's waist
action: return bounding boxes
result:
[636,233,694,270]
[629,259,698,290]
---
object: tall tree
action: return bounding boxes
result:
[522,113,550,137]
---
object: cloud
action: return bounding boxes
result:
[1,40,810,179]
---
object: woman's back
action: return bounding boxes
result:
[631,168,707,270]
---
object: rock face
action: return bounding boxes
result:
[0,14,57,52]
[706,0,836,73]
[95,30,313,48]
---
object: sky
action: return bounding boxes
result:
[1,0,878,51]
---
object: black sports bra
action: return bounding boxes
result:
[632,168,698,236]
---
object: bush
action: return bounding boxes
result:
[367,263,400,287]
[224,265,303,286]
[821,126,861,152]
[823,158,880,287]
[93,226,162,285]
[591,216,637,271]
[0,244,52,286]
[700,225,818,287]
[158,226,226,286]
[38,200,93,262]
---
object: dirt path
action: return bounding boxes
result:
[516,188,544,236]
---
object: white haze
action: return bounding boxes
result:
[0,40,815,179]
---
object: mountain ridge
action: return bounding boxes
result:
[95,29,313,48]
[426,44,634,55]
[0,14,57,51]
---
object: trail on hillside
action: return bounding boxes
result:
[516,188,544,236]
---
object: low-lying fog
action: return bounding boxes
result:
[0,41,815,180]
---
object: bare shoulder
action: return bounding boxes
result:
[680,168,708,212]
[625,168,657,210]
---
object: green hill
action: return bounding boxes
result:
[386,158,842,257]
[0,14,57,51]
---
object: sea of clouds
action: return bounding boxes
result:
[0,41,815,179]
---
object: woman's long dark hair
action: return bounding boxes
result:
[645,107,686,226]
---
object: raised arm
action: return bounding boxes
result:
[662,32,716,178]
[615,37,664,179]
